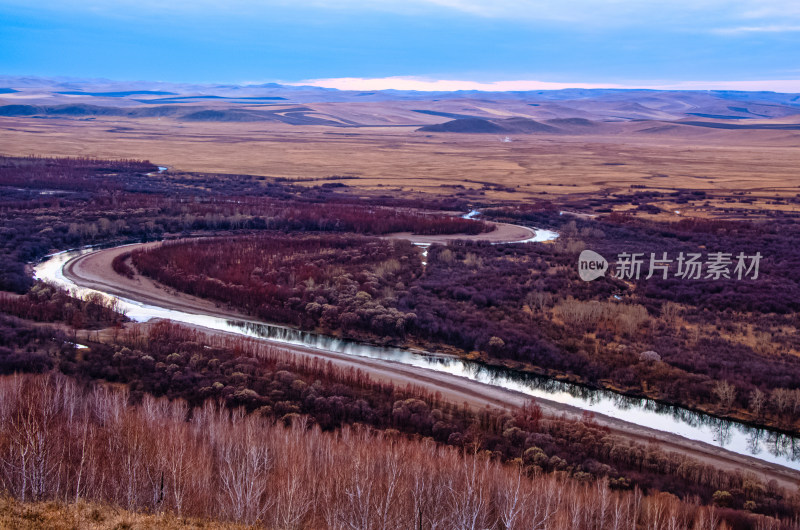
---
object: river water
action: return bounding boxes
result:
[34,247,800,471]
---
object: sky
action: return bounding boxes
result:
[1,0,799,91]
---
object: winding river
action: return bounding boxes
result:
[34,244,800,472]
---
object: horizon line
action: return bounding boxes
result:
[4,74,800,95]
[286,76,800,94]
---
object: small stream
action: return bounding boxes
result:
[34,247,800,471]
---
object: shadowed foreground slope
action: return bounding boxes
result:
[0,373,778,529]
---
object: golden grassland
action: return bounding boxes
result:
[2,116,800,206]
[0,496,252,530]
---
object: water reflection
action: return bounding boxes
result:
[34,248,800,471]
[747,429,765,456]
[226,318,800,467]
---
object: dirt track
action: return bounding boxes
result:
[384,221,537,245]
[62,242,800,491]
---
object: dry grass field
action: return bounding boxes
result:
[0,496,253,530]
[2,84,800,219]
[1,115,799,204]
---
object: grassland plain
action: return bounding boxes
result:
[1,115,799,205]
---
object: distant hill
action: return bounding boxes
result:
[499,117,560,133]
[180,109,275,122]
[142,95,287,103]
[0,102,354,125]
[411,109,483,120]
[546,118,598,128]
[2,77,799,132]
[678,120,800,131]
[418,117,560,134]
[418,118,508,133]
[56,90,178,97]
[0,104,185,118]
[0,104,39,116]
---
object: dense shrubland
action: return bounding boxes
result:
[131,209,800,432]
[0,155,157,192]
[0,282,127,329]
[5,373,781,529]
[477,205,800,427]
[1,316,795,522]
[0,314,70,375]
[0,155,489,293]
[4,154,800,526]
[132,234,421,334]
[100,325,800,519]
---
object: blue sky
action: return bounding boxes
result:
[1,0,799,90]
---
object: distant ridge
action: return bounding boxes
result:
[418,117,561,134]
[499,117,560,133]
[141,95,287,103]
[546,118,598,127]
[2,77,800,132]
[180,109,276,122]
[0,104,39,116]
[679,121,800,131]
[57,90,178,97]
[412,109,483,120]
[0,104,185,118]
[418,118,508,133]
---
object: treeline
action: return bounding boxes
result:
[0,155,489,293]
[483,205,800,315]
[129,212,800,432]
[1,306,797,523]
[53,322,795,520]
[3,373,774,529]
[412,240,800,428]
[131,234,421,332]
[259,203,491,235]
[0,282,127,329]
[0,313,70,375]
[419,211,800,431]
[0,155,157,192]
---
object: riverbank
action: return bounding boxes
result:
[50,243,800,490]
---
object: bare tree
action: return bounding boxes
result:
[713,381,737,413]
[215,413,273,524]
[525,291,552,319]
[0,373,760,529]
[749,388,766,419]
[660,301,682,326]
[497,467,529,530]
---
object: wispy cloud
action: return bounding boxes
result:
[293,76,800,93]
[713,24,800,35]
[291,77,625,91]
[2,0,799,84]
[653,79,800,92]
[5,0,800,25]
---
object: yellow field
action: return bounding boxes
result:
[2,115,799,206]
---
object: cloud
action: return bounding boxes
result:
[712,25,800,35]
[739,2,800,19]
[5,0,800,25]
[291,77,625,91]
[292,76,800,93]
[652,79,800,92]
